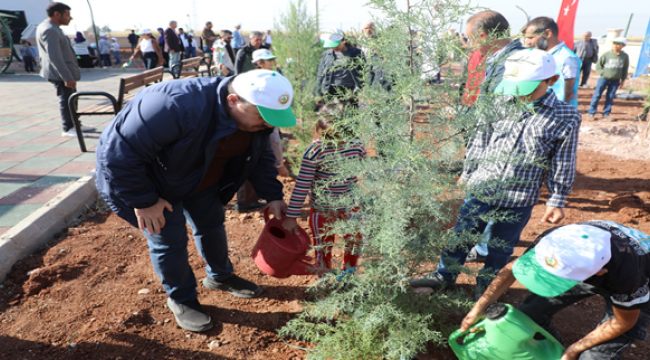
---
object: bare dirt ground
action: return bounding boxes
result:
[1,83,650,360]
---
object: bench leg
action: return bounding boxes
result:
[68,94,87,153]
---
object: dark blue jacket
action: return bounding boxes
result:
[95,77,283,228]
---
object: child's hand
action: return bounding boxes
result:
[283,217,299,235]
[277,165,289,177]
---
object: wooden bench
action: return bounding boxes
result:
[169,56,202,79]
[68,66,165,152]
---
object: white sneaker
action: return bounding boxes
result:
[61,128,88,137]
[79,124,96,132]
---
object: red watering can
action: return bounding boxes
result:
[251,208,322,278]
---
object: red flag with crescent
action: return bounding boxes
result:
[557,0,580,49]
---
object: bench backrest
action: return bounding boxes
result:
[0,48,12,59]
[116,66,164,107]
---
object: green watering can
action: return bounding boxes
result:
[449,303,565,360]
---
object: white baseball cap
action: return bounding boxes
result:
[99,32,106,37]
[320,29,345,48]
[111,37,117,41]
[495,48,557,97]
[137,29,151,35]
[232,69,296,127]
[252,49,277,64]
[613,37,627,45]
[513,224,612,297]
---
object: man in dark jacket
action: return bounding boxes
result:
[127,30,139,53]
[95,70,296,333]
[315,29,365,102]
[164,21,182,71]
[234,31,268,75]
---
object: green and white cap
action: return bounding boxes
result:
[513,224,612,297]
[232,69,296,128]
[495,48,557,97]
[320,29,345,48]
[251,48,277,64]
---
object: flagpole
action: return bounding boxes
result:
[624,13,633,37]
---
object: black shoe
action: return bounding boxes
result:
[203,275,263,298]
[234,201,267,212]
[409,272,455,289]
[166,297,213,332]
[465,247,487,263]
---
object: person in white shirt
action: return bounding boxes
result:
[213,30,236,76]
[183,33,198,58]
[265,30,272,49]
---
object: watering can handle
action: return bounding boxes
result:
[264,206,271,223]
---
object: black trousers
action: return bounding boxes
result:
[50,80,76,132]
[580,58,593,86]
[143,52,159,70]
[519,282,650,360]
[23,55,34,72]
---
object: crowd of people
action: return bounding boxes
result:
[29,2,650,359]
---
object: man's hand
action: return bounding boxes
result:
[217,63,230,76]
[277,165,289,177]
[268,200,287,221]
[283,217,299,235]
[560,348,580,360]
[541,206,565,224]
[64,80,76,89]
[135,198,173,235]
[460,309,485,333]
[620,81,625,89]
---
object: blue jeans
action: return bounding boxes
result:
[142,184,234,303]
[113,50,121,64]
[169,52,182,71]
[202,46,213,56]
[519,282,650,359]
[437,197,533,289]
[588,78,620,116]
[186,48,196,58]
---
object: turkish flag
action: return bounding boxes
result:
[557,0,580,49]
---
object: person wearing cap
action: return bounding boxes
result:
[410,49,581,296]
[183,33,198,58]
[234,31,269,75]
[524,17,582,108]
[110,37,121,65]
[315,29,365,104]
[232,23,243,54]
[462,221,650,360]
[588,37,630,121]
[129,29,164,70]
[98,32,112,66]
[95,69,297,332]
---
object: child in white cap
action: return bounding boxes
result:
[410,48,582,297]
[588,37,630,121]
[464,221,650,360]
[111,37,121,65]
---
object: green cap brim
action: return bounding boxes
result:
[494,79,542,96]
[512,248,579,297]
[257,105,296,128]
[323,40,341,48]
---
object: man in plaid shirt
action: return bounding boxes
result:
[411,48,582,293]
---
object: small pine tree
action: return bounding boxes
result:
[271,0,322,168]
[278,0,526,359]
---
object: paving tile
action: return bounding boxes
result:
[0,168,50,181]
[24,135,70,144]
[0,181,31,197]
[0,163,17,172]
[0,130,18,137]
[50,161,95,174]
[28,174,78,188]
[21,117,56,124]
[0,132,44,140]
[0,116,26,123]
[56,138,98,149]
[0,204,44,227]
[0,122,38,131]
[0,227,10,236]
[3,142,58,153]
[24,125,61,132]
[39,147,87,157]
[72,152,97,162]
[0,152,38,162]
[0,187,64,205]
[12,156,73,169]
